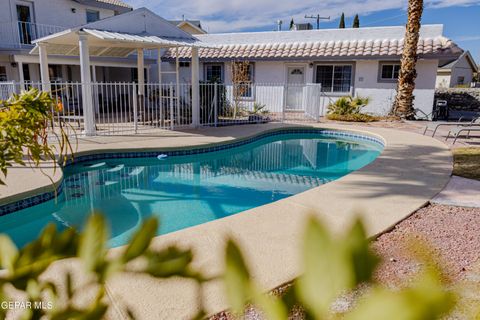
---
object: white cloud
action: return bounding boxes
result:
[123,0,477,32]
[455,35,480,42]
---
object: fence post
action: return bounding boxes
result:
[191,47,200,128]
[282,83,287,122]
[214,83,218,127]
[169,83,174,130]
[133,83,138,134]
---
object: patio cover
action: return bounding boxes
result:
[30,8,207,136]
[30,8,215,58]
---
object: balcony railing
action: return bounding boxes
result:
[0,21,66,48]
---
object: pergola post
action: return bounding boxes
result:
[137,49,145,127]
[78,32,96,136]
[18,61,25,90]
[157,48,162,84]
[38,43,51,92]
[191,47,200,128]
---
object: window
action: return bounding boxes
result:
[179,61,190,68]
[315,65,352,93]
[232,62,255,98]
[457,76,465,85]
[0,66,7,81]
[16,4,34,44]
[204,64,223,82]
[86,10,100,23]
[379,63,401,81]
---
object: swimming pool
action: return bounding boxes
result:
[0,129,383,248]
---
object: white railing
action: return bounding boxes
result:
[0,81,328,136]
[199,83,327,126]
[0,21,65,47]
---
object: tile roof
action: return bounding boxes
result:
[163,25,462,61]
[94,0,132,9]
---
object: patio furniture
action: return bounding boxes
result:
[423,117,480,137]
[446,127,480,144]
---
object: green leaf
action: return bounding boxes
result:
[295,218,345,318]
[250,287,288,320]
[145,247,193,278]
[344,219,379,284]
[123,218,158,262]
[224,240,251,315]
[0,234,19,272]
[295,217,378,319]
[79,213,108,273]
[345,270,455,320]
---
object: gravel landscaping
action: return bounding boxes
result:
[210,203,480,319]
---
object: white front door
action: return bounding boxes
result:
[286,66,305,110]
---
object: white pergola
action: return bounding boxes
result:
[31,26,213,135]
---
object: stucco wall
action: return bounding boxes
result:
[450,55,474,87]
[436,73,451,88]
[0,0,116,29]
[355,59,438,116]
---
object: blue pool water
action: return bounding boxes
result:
[0,132,382,248]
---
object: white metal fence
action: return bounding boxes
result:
[1,81,329,136]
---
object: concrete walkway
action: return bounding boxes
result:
[0,123,453,319]
[432,175,480,208]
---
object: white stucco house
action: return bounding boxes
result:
[436,51,477,88]
[0,0,143,84]
[162,25,462,116]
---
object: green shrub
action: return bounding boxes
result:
[327,96,370,116]
[0,89,72,185]
[224,217,456,320]
[326,96,380,122]
[0,214,208,320]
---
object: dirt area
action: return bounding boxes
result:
[210,204,480,319]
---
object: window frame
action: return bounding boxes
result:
[0,65,8,82]
[378,61,401,83]
[313,62,354,95]
[86,9,100,23]
[203,63,224,83]
[232,61,255,99]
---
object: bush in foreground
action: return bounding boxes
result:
[0,214,458,320]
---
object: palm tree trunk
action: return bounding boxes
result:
[392,0,424,119]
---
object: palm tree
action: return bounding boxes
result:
[392,0,424,119]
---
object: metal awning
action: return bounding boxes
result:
[30,27,216,58]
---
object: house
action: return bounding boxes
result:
[293,23,314,31]
[436,51,477,88]
[0,0,139,84]
[162,25,462,116]
[169,19,207,35]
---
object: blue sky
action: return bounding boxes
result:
[124,0,480,63]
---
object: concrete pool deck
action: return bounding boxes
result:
[0,123,453,319]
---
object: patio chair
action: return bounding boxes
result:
[423,116,480,137]
[446,126,480,144]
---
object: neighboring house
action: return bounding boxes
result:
[436,51,477,88]
[169,19,206,35]
[0,0,134,83]
[293,23,313,31]
[162,25,462,116]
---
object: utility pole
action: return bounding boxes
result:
[304,14,330,29]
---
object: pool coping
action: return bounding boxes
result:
[0,123,452,319]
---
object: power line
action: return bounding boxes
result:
[362,12,407,27]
